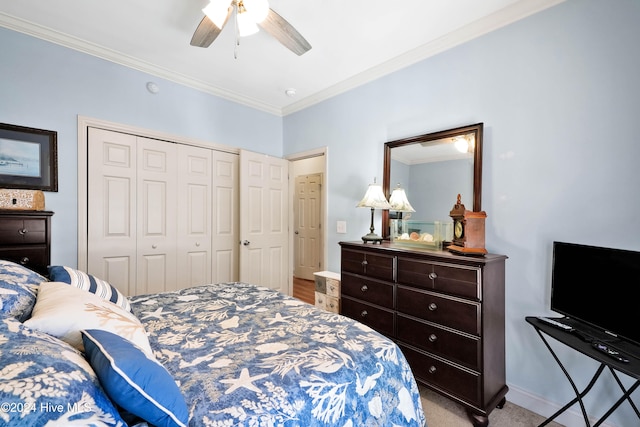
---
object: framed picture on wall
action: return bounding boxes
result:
[0,123,58,192]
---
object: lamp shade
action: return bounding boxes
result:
[389,185,415,213]
[357,183,391,209]
[203,0,231,28]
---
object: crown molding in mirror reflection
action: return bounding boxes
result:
[382,123,483,240]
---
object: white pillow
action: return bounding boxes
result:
[24,281,153,356]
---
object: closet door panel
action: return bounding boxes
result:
[136,137,177,294]
[138,253,169,295]
[87,128,137,296]
[86,127,240,295]
[177,144,212,288]
[102,256,134,296]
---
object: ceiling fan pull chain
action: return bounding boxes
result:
[234,2,240,59]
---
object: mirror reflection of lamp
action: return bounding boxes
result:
[389,183,415,235]
[454,136,470,153]
[357,178,391,244]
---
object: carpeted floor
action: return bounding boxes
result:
[420,386,564,427]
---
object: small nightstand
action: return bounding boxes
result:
[313,271,341,313]
[0,210,54,276]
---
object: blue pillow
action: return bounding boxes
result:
[82,329,189,427]
[0,259,47,321]
[48,265,132,312]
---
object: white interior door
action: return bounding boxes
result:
[212,150,239,283]
[239,150,289,294]
[293,173,322,280]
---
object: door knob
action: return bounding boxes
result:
[295,231,299,234]
[242,240,250,246]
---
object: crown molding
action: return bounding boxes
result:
[1,0,564,118]
[282,0,565,116]
[0,12,282,115]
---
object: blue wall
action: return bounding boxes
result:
[2,0,640,425]
[283,0,640,425]
[0,26,283,265]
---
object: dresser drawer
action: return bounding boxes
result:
[397,285,480,335]
[325,278,341,297]
[0,218,48,245]
[342,273,394,308]
[341,248,394,282]
[0,246,49,276]
[400,344,481,406]
[397,257,481,300]
[397,314,480,370]
[341,296,394,337]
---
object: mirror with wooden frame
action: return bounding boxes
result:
[382,123,483,239]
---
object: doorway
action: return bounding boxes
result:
[287,148,327,297]
[293,173,322,280]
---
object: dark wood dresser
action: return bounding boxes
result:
[340,241,507,427]
[0,210,53,276]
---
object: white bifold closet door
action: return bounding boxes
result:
[86,127,289,297]
[87,127,221,296]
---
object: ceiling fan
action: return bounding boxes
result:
[190,0,312,56]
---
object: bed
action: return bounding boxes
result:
[0,259,426,426]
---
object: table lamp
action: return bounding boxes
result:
[357,179,391,243]
[389,183,415,235]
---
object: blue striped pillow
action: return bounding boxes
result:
[48,266,131,312]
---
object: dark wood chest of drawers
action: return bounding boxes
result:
[340,241,507,427]
[0,210,53,276]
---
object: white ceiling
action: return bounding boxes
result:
[0,0,562,116]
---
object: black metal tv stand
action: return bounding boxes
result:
[525,316,640,426]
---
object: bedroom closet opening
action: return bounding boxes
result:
[78,117,291,298]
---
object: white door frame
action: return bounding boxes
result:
[286,147,328,281]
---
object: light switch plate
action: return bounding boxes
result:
[337,221,347,234]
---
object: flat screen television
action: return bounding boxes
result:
[551,241,640,346]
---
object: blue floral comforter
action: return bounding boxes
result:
[129,282,427,427]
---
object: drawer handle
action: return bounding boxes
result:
[360,310,368,318]
[428,272,437,280]
[428,366,437,374]
[20,257,30,265]
[428,334,437,342]
[360,285,368,292]
[428,302,438,311]
[18,228,28,235]
[361,260,368,266]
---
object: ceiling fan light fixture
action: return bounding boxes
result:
[243,0,270,23]
[237,10,259,36]
[203,0,231,29]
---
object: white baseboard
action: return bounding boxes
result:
[506,383,617,427]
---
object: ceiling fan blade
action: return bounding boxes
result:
[190,5,233,48]
[190,16,221,47]
[258,9,311,56]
